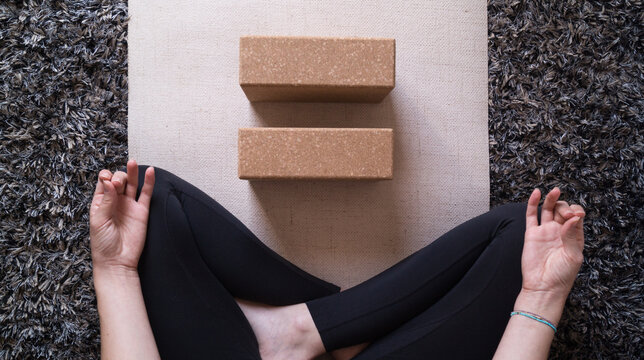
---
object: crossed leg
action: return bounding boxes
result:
[136,166,347,359]
[136,166,525,359]
[309,203,526,359]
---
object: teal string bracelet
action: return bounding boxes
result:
[510,310,557,333]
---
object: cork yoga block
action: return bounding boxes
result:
[239,36,395,103]
[238,128,393,180]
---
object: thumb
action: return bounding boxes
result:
[95,180,118,226]
[561,216,584,262]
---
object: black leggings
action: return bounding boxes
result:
[136,166,528,359]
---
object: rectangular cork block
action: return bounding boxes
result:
[239,36,395,103]
[238,128,393,180]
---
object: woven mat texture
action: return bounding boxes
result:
[127,0,489,289]
[0,0,642,358]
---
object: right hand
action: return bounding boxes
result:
[89,160,155,274]
[521,187,586,299]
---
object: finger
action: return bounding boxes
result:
[526,188,541,229]
[93,170,110,197]
[126,159,139,199]
[541,187,560,223]
[570,204,586,218]
[90,178,104,214]
[91,169,112,211]
[561,215,584,262]
[111,171,128,195]
[554,200,574,224]
[98,169,113,182]
[137,167,155,208]
[95,179,118,224]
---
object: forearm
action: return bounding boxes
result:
[94,266,160,360]
[493,290,567,360]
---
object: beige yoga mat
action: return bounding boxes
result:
[128,0,489,289]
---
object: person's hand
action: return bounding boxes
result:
[89,160,155,275]
[494,190,585,360]
[521,187,585,299]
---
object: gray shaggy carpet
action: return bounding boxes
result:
[0,0,642,358]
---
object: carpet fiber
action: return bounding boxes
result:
[1,0,642,358]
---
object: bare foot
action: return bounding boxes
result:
[236,299,326,360]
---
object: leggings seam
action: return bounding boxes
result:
[319,238,490,336]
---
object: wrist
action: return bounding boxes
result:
[93,263,140,290]
[514,289,568,326]
[92,255,139,276]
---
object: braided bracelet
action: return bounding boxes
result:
[510,310,557,333]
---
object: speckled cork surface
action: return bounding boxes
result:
[240,36,395,102]
[239,128,393,180]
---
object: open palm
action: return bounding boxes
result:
[89,160,155,271]
[521,188,585,297]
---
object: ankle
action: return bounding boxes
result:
[288,304,326,357]
[236,300,325,360]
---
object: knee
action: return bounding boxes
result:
[489,202,528,235]
[491,203,526,221]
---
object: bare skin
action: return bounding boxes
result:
[236,299,368,360]
[235,300,324,359]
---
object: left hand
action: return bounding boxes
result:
[89,160,155,274]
